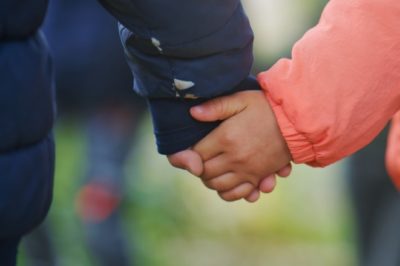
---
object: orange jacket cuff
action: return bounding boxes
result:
[263,91,322,167]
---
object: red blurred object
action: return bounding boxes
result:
[75,182,121,223]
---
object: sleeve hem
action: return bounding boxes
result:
[147,97,219,155]
[264,92,323,167]
[147,76,261,155]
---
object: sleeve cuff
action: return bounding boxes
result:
[148,76,261,155]
[265,93,322,166]
[147,97,220,155]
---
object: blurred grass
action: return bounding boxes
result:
[19,116,356,266]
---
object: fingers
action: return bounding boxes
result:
[167,149,204,176]
[201,154,230,180]
[277,163,292,177]
[193,128,225,161]
[218,182,255,202]
[259,174,277,193]
[245,189,260,203]
[190,94,247,122]
[202,172,242,192]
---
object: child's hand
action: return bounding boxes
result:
[167,149,291,202]
[190,90,292,201]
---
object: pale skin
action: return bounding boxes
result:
[168,90,292,202]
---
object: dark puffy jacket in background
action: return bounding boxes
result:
[0,0,55,263]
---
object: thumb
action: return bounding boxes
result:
[190,94,246,122]
[167,149,204,176]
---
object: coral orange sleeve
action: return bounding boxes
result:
[257,0,400,167]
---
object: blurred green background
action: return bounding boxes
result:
[20,0,358,265]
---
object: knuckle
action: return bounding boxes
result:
[203,179,217,190]
[207,178,219,189]
[201,168,215,181]
[221,130,237,145]
[234,154,246,164]
[208,178,229,191]
[228,191,240,200]
[233,151,251,164]
[219,192,235,202]
[223,190,240,202]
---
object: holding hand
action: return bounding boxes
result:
[168,91,292,202]
[191,91,292,201]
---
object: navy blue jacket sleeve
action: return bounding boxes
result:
[99,0,258,154]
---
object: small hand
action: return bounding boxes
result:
[190,91,292,202]
[167,149,204,177]
[168,149,291,202]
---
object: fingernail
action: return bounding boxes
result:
[191,106,205,114]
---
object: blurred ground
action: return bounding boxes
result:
[19,117,356,266]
